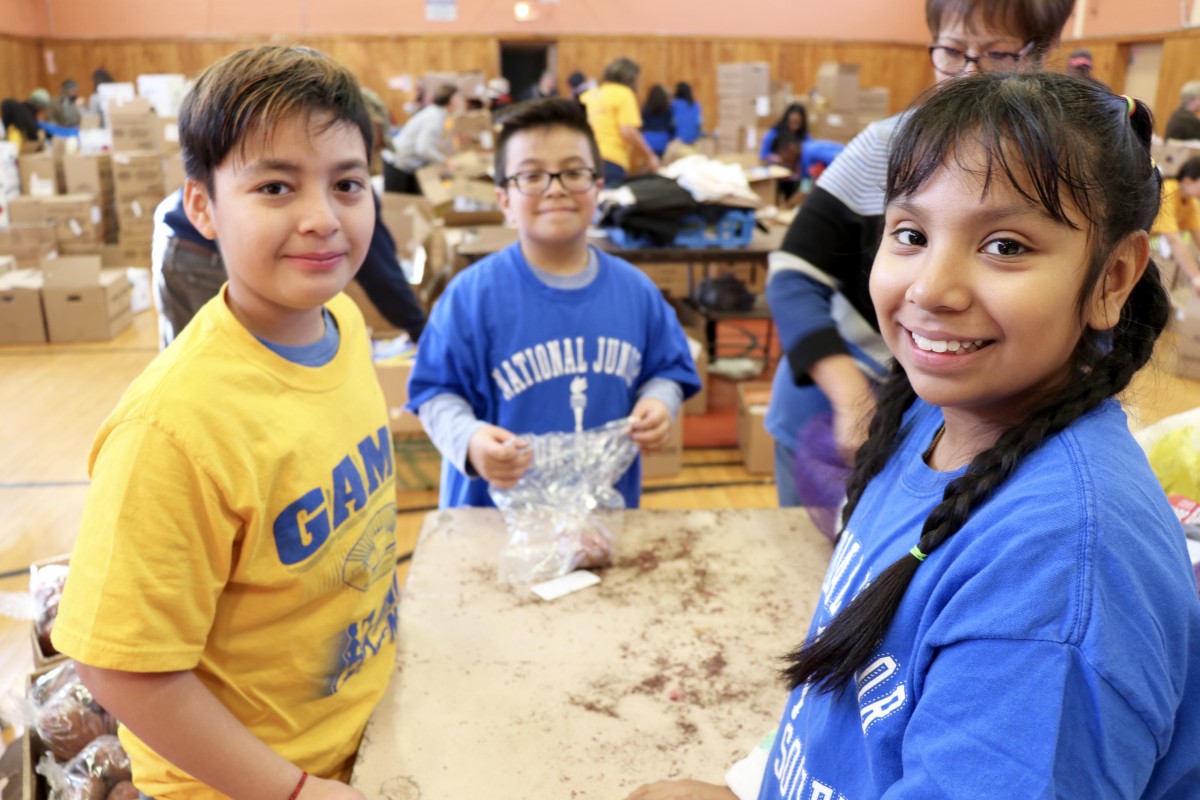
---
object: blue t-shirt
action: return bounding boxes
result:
[670,99,702,145]
[759,399,1200,799]
[407,243,701,509]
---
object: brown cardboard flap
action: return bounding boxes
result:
[42,255,102,289]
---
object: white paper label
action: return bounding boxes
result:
[531,570,600,601]
[67,218,82,237]
[131,200,143,218]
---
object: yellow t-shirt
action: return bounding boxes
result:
[1152,178,1200,235]
[53,290,398,799]
[581,82,642,170]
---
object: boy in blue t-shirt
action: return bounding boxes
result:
[407,98,701,508]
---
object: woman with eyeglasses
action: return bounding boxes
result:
[762,0,1076,521]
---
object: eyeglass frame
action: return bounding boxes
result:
[927,40,1035,76]
[500,168,600,196]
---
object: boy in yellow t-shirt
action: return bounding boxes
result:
[1152,155,1200,293]
[52,46,395,800]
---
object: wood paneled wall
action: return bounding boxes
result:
[0,33,43,103]
[21,34,932,127]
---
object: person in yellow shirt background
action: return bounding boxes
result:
[581,56,661,186]
[1153,156,1200,294]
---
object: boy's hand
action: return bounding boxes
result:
[467,425,532,488]
[629,397,670,452]
[299,775,367,799]
[625,780,737,800]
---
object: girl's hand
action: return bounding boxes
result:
[467,425,532,488]
[629,398,671,451]
[298,775,367,799]
[625,779,738,800]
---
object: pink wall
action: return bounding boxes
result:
[1074,0,1186,38]
[0,0,45,37]
[18,0,932,41]
[2,0,1195,42]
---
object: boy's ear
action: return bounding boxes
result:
[1086,230,1149,331]
[183,178,218,241]
[495,183,516,226]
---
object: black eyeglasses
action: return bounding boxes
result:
[928,42,1034,76]
[502,168,598,196]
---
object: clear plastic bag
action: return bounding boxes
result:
[490,418,639,584]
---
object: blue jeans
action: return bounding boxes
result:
[774,440,801,507]
[602,160,627,187]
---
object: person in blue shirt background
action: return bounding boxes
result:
[640,84,673,158]
[759,103,844,201]
[670,82,702,145]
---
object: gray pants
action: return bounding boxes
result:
[151,235,226,349]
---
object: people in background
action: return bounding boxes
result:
[567,70,589,107]
[581,56,661,185]
[47,78,82,128]
[670,81,702,145]
[1066,48,1094,79]
[628,68,1200,800]
[762,0,1074,511]
[86,68,114,119]
[640,84,673,158]
[486,76,514,113]
[1165,80,1200,141]
[759,102,845,199]
[388,83,461,194]
[407,98,700,509]
[1152,155,1200,294]
[53,45,395,800]
[522,70,558,101]
[1,97,41,147]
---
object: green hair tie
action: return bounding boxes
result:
[910,545,927,562]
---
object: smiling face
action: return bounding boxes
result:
[184,113,374,344]
[870,143,1103,443]
[496,125,601,271]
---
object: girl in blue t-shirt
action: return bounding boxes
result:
[627,72,1200,800]
[640,83,673,158]
[670,82,702,145]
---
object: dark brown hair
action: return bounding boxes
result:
[926,0,1075,63]
[493,98,602,185]
[179,45,372,194]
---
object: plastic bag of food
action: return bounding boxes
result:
[793,412,850,542]
[32,662,115,761]
[490,418,639,584]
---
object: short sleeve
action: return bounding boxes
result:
[52,420,236,671]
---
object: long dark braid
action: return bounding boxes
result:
[784,72,1169,694]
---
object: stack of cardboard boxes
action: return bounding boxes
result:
[809,62,891,144]
[715,62,772,155]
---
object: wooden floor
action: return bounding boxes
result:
[3,305,1200,736]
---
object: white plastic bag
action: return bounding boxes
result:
[490,418,639,584]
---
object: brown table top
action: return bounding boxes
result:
[453,224,787,262]
[352,507,831,799]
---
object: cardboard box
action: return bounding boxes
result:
[17,152,59,196]
[379,192,435,259]
[0,254,14,274]
[816,62,860,112]
[857,87,891,120]
[716,62,770,98]
[110,107,163,153]
[811,110,860,144]
[111,152,163,197]
[641,415,683,479]
[737,381,774,474]
[11,194,101,246]
[393,431,442,491]
[112,151,166,199]
[162,153,185,194]
[0,269,46,344]
[450,111,494,151]
[374,354,423,433]
[683,334,709,415]
[0,223,58,268]
[633,263,690,298]
[1153,138,1200,178]
[40,255,133,342]
[416,165,504,226]
[0,141,20,228]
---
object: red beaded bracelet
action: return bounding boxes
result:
[287,771,308,800]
